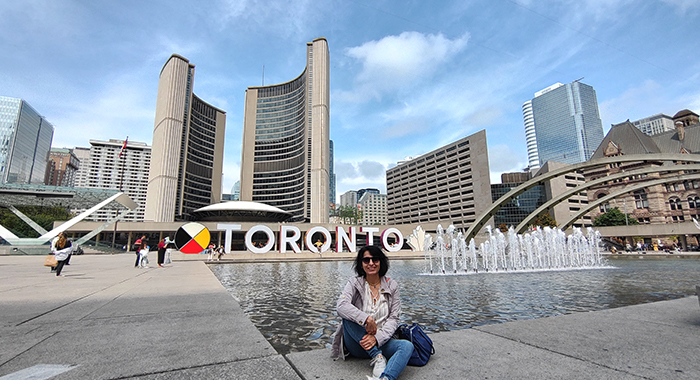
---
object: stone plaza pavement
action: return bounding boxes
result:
[1,254,699,379]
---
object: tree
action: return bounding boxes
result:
[531,212,557,228]
[337,205,362,225]
[593,207,639,227]
[0,205,73,238]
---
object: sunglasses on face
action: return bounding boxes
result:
[362,257,380,264]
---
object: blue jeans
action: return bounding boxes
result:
[342,319,413,380]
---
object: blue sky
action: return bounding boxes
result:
[2,0,699,202]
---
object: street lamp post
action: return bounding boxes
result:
[112,138,128,249]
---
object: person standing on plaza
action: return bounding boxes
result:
[332,246,413,380]
[206,243,215,261]
[134,235,147,268]
[157,238,166,267]
[164,237,174,264]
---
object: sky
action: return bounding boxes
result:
[2,0,700,203]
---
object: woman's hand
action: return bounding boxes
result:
[364,316,377,335]
[360,334,377,350]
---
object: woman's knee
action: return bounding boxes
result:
[342,319,367,342]
[398,339,414,352]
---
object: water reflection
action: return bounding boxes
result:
[210,258,700,355]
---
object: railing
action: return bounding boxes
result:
[0,245,51,255]
[79,240,127,255]
[600,237,624,251]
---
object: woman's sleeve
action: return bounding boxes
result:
[336,280,369,326]
[375,283,401,347]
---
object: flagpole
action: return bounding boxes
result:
[112,137,128,249]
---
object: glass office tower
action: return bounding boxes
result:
[523,81,604,169]
[0,96,54,184]
[491,183,546,228]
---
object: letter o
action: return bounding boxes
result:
[246,225,275,253]
[305,226,332,253]
[381,228,404,252]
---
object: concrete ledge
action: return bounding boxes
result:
[288,296,700,380]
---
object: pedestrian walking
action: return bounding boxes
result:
[134,235,147,268]
[53,233,73,277]
[157,238,166,267]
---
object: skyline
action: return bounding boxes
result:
[2,0,699,202]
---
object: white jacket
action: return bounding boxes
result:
[54,247,72,261]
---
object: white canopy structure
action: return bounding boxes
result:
[0,184,138,246]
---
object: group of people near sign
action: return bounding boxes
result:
[206,243,225,261]
[133,236,173,268]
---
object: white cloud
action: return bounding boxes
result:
[336,160,386,181]
[344,31,469,100]
[465,106,503,127]
[357,160,386,180]
[513,0,637,25]
[598,80,683,130]
[150,35,201,63]
[0,1,88,45]
[51,75,155,148]
[335,162,359,181]
[335,160,388,197]
[381,117,430,139]
[488,144,528,184]
[661,0,700,13]
[685,94,700,113]
[216,0,323,35]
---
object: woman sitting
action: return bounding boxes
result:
[332,246,413,380]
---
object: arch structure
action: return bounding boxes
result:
[515,164,700,233]
[464,153,700,242]
[559,173,700,230]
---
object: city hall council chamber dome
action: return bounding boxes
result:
[192,201,293,222]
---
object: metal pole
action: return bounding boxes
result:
[112,139,127,249]
[624,198,628,226]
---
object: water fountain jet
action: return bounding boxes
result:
[423,224,607,275]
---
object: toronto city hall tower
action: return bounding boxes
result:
[240,38,330,223]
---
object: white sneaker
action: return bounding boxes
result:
[369,354,386,378]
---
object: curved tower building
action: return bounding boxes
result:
[145,54,226,222]
[522,100,539,170]
[240,38,330,223]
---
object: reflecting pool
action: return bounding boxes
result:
[210,258,700,355]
